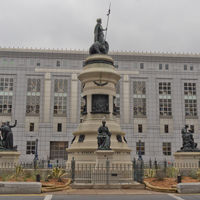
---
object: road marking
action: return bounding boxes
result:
[168,194,185,200]
[44,195,53,200]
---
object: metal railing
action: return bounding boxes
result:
[70,158,133,185]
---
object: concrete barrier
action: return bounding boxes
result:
[0,182,41,194]
[177,183,200,194]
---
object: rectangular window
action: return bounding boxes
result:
[26,141,36,154]
[159,82,172,116]
[164,124,169,133]
[184,83,197,117]
[184,82,196,95]
[140,63,144,69]
[136,141,145,155]
[184,65,187,70]
[50,141,68,160]
[159,99,172,116]
[56,60,60,67]
[163,142,171,155]
[159,64,162,70]
[190,66,193,71]
[159,82,171,95]
[190,125,194,133]
[0,77,13,114]
[29,123,34,132]
[26,79,40,115]
[133,81,146,117]
[57,123,62,132]
[36,62,40,66]
[138,124,143,133]
[165,64,169,70]
[54,79,67,115]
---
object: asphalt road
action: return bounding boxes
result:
[0,194,200,200]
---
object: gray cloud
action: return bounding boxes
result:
[0,0,200,53]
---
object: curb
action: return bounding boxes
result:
[42,179,71,193]
[143,181,177,193]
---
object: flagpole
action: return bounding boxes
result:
[105,2,111,40]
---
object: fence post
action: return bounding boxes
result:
[164,159,167,173]
[149,158,152,169]
[71,157,75,183]
[154,159,158,170]
[137,159,144,183]
[133,158,137,181]
[106,158,109,185]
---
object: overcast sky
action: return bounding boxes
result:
[1,0,200,53]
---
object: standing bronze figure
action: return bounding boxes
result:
[89,18,109,55]
[0,120,17,150]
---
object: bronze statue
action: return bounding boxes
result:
[0,120,17,150]
[89,18,109,55]
[179,125,199,152]
[97,119,111,150]
[94,18,106,43]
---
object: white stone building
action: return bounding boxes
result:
[0,47,199,163]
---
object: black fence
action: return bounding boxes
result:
[69,158,133,185]
[68,157,180,184]
[0,159,66,170]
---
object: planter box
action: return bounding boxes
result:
[0,182,41,194]
[177,183,200,193]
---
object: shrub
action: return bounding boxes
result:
[196,169,200,180]
[145,168,156,178]
[47,167,68,182]
[166,167,179,178]
[155,169,166,181]
[188,169,198,179]
[11,165,24,180]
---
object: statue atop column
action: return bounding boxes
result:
[97,119,111,150]
[178,125,200,152]
[0,120,17,150]
[89,18,109,55]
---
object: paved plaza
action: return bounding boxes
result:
[0,193,200,200]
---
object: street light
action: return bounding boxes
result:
[138,140,143,161]
[33,138,38,170]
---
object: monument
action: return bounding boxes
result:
[0,120,20,168]
[66,17,133,186]
[174,125,200,169]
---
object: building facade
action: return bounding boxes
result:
[0,47,200,163]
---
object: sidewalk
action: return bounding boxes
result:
[50,188,163,195]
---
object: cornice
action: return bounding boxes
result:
[0,47,200,63]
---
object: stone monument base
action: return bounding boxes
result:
[0,151,20,168]
[174,152,200,169]
[70,150,133,186]
[95,150,114,167]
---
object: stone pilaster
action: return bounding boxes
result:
[43,73,51,123]
[70,73,78,123]
[122,75,130,124]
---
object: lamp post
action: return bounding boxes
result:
[138,140,143,161]
[136,140,144,183]
[33,139,38,170]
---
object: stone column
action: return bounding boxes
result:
[173,78,184,132]
[43,72,51,123]
[70,73,78,123]
[123,75,130,124]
